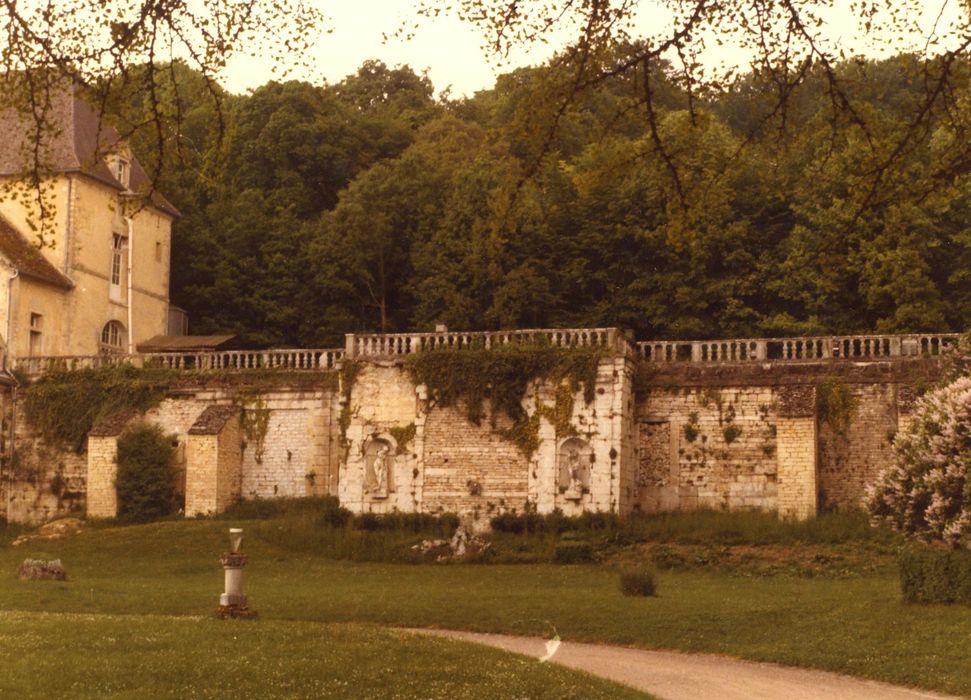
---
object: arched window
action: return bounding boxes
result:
[100,321,126,354]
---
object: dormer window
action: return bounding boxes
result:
[113,157,130,189]
[107,152,131,189]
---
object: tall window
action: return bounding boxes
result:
[110,233,126,300]
[28,313,42,356]
[100,321,126,354]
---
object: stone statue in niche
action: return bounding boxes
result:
[365,439,394,498]
[567,449,583,491]
[558,438,592,500]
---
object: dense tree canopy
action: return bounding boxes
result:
[2,1,970,345]
[139,52,971,346]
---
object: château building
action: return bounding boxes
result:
[0,83,180,364]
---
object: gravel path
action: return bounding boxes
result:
[408,628,962,700]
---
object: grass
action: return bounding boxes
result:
[1,519,647,698]
[0,612,644,699]
[0,520,27,546]
[2,517,971,696]
[204,499,903,571]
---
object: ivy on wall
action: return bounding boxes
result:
[24,367,174,452]
[338,360,363,457]
[536,382,580,439]
[239,392,270,464]
[22,365,340,453]
[388,423,416,454]
[404,346,601,457]
[817,376,858,437]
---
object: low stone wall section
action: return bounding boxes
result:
[635,386,780,513]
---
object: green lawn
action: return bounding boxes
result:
[3,519,971,696]
[0,612,645,699]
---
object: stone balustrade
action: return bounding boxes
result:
[9,330,963,379]
[637,333,960,363]
[14,348,344,378]
[346,327,627,358]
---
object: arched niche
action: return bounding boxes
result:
[363,434,397,499]
[557,437,593,499]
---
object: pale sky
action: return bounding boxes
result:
[219,1,969,97]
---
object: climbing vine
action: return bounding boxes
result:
[338,360,363,456]
[497,412,541,459]
[22,365,338,454]
[405,346,601,458]
[388,423,416,454]
[817,376,858,437]
[239,392,270,464]
[536,382,579,439]
[23,366,174,452]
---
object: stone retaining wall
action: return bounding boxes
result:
[0,352,950,524]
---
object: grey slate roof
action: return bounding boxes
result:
[0,83,180,218]
[0,212,74,289]
[188,405,241,435]
[88,408,140,438]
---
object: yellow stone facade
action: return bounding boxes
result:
[0,85,177,362]
[0,172,173,360]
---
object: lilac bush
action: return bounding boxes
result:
[867,376,971,548]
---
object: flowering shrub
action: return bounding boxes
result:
[867,376,971,548]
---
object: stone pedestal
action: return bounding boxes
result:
[217,552,257,619]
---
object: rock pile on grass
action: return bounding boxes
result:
[17,559,67,581]
[413,526,491,561]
